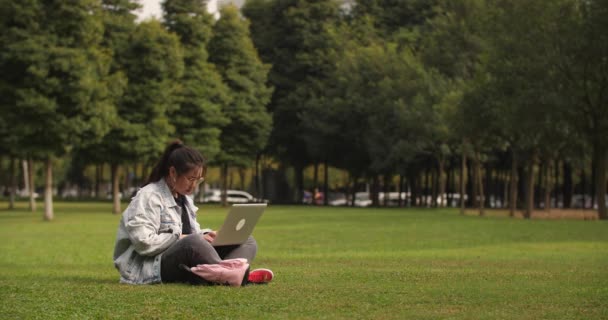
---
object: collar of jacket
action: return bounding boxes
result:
[158,178,199,215]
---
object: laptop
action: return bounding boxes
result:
[212,203,267,247]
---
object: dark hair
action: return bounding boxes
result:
[145,140,206,185]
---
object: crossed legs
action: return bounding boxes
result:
[160,234,258,284]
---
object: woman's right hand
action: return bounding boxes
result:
[203,231,217,243]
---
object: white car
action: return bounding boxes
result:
[202,189,268,204]
[354,192,372,207]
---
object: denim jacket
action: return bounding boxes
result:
[112,179,209,284]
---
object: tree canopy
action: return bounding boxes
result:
[0,0,606,219]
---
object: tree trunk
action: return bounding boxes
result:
[124,167,131,199]
[350,175,358,207]
[553,162,560,208]
[95,164,101,199]
[383,174,391,207]
[524,155,536,219]
[594,142,607,219]
[466,158,474,207]
[199,180,207,203]
[424,168,430,207]
[591,158,596,209]
[581,168,587,209]
[544,160,552,211]
[372,175,380,206]
[238,167,246,191]
[509,152,518,217]
[398,174,405,207]
[254,154,261,198]
[446,163,453,207]
[27,158,36,212]
[472,154,479,208]
[563,161,573,208]
[323,160,329,206]
[313,162,319,191]
[221,164,228,207]
[460,147,467,215]
[8,157,16,209]
[294,164,304,204]
[474,152,485,216]
[44,157,53,221]
[228,167,234,190]
[503,171,509,209]
[485,163,492,208]
[111,163,121,214]
[431,168,438,207]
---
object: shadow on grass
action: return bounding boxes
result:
[51,275,118,285]
[2,273,118,285]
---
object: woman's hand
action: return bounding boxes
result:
[203,231,217,243]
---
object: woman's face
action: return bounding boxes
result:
[169,166,205,196]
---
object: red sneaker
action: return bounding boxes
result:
[247,268,274,284]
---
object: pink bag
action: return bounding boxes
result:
[189,258,250,287]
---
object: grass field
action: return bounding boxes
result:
[0,201,607,319]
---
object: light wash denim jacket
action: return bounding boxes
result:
[112,179,210,284]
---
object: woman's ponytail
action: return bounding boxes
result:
[144,139,206,186]
[145,140,185,185]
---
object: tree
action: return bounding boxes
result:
[162,0,229,161]
[70,0,139,200]
[208,5,273,206]
[476,0,572,218]
[0,0,115,220]
[350,0,439,37]
[418,0,491,214]
[243,0,342,202]
[100,20,184,213]
[550,0,608,219]
[319,42,433,205]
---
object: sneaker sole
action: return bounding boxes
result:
[248,268,274,284]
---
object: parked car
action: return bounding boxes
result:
[202,189,268,204]
[354,192,372,207]
[327,192,348,206]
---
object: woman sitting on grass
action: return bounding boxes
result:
[113,140,273,286]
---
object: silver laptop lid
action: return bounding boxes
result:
[212,203,267,247]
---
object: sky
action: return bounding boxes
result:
[134,0,221,21]
[135,0,163,21]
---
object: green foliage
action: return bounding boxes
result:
[419,0,488,81]
[243,0,342,168]
[100,0,140,59]
[99,20,184,164]
[550,0,608,144]
[0,0,115,159]
[208,5,273,166]
[73,0,139,166]
[1,203,607,319]
[163,0,230,160]
[547,0,608,217]
[313,41,432,176]
[350,0,439,37]
[418,0,495,162]
[479,0,570,156]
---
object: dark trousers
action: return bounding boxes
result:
[160,234,258,285]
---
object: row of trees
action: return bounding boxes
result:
[0,0,606,220]
[239,0,607,219]
[0,0,272,219]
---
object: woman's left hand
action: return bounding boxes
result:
[203,231,217,243]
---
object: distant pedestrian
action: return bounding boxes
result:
[314,188,324,205]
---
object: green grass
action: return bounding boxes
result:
[0,202,607,319]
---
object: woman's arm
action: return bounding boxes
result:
[125,192,179,256]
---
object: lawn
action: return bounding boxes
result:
[0,201,607,319]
